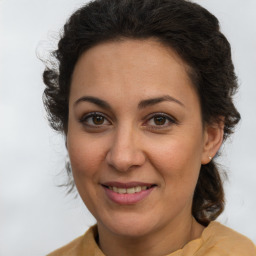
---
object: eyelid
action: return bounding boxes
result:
[146,112,177,121]
[79,111,112,126]
[142,112,178,128]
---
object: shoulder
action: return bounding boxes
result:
[200,221,256,256]
[47,225,100,256]
[47,235,84,256]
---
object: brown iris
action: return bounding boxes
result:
[154,116,166,125]
[92,115,105,125]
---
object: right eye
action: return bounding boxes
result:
[80,112,111,127]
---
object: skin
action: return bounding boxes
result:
[67,39,224,256]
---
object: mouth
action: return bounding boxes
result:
[102,184,157,194]
[101,181,157,205]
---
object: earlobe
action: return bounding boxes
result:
[201,119,224,165]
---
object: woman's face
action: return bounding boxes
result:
[67,39,211,238]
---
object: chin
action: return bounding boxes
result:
[112,225,154,238]
[98,213,160,238]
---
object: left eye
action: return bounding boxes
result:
[151,116,168,125]
[146,114,176,127]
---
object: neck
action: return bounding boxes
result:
[97,216,204,256]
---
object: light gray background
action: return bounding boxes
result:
[1,0,255,255]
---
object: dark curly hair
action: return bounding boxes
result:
[43,0,241,226]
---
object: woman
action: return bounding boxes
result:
[43,0,256,255]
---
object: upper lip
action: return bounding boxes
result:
[101,181,156,188]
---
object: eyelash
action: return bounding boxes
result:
[143,112,177,130]
[79,112,111,128]
[79,112,177,130]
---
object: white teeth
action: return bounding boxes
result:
[109,185,152,194]
[127,187,135,194]
[135,186,141,193]
[118,188,127,194]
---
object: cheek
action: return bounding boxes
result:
[147,134,203,187]
[67,133,106,180]
[67,133,107,211]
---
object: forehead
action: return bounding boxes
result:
[73,39,191,81]
[70,39,198,107]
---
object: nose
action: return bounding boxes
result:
[106,126,146,172]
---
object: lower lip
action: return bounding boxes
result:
[103,186,155,205]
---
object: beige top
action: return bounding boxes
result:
[48,221,256,256]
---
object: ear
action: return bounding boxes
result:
[201,118,224,165]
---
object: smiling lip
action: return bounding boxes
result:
[102,181,156,205]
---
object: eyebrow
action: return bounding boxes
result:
[74,96,112,110]
[74,95,184,110]
[138,95,184,109]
